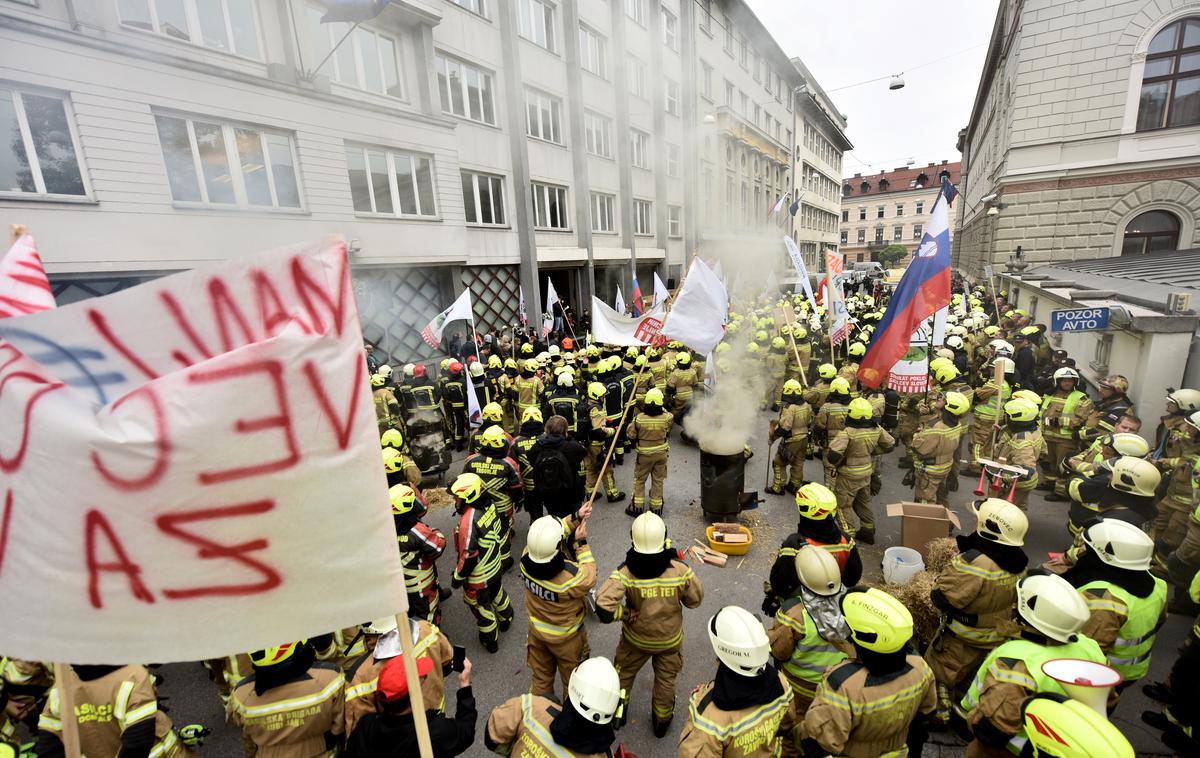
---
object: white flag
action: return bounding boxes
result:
[518,285,527,325]
[0,238,405,663]
[614,285,625,315]
[546,278,560,312]
[541,313,553,338]
[783,237,820,315]
[652,272,669,307]
[421,289,473,349]
[0,234,56,318]
[590,297,666,346]
[661,258,727,355]
[825,249,850,344]
[466,373,483,427]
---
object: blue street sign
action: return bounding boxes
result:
[1050,307,1110,332]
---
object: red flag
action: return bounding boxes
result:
[0,234,55,319]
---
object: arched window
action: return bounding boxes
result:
[842,184,852,197]
[915,172,928,188]
[860,181,870,192]
[879,178,890,191]
[1121,210,1180,255]
[1137,17,1200,130]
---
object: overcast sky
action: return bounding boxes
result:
[745,0,1000,179]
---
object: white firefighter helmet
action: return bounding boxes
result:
[568,657,622,724]
[1083,519,1154,571]
[1109,433,1149,458]
[525,516,564,564]
[1016,574,1091,643]
[707,606,770,677]
[1168,388,1200,412]
[970,498,1028,547]
[631,511,667,554]
[1053,367,1080,383]
[794,545,842,596]
[1109,456,1161,498]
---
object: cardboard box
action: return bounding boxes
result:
[885,502,961,561]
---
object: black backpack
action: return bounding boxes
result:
[534,445,577,497]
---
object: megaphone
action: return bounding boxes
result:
[1041,658,1123,714]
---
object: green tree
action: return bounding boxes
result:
[873,244,908,268]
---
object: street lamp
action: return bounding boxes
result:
[889,74,905,90]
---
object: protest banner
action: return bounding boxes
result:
[0,237,406,664]
[590,297,666,346]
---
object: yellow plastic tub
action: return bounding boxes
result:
[706,525,753,556]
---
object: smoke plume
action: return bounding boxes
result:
[683,324,768,455]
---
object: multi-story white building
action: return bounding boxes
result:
[839,160,960,266]
[956,0,1200,276]
[0,0,843,360]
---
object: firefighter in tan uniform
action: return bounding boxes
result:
[827,397,895,545]
[485,656,622,757]
[768,547,851,719]
[800,589,937,758]
[766,337,789,410]
[958,575,1106,758]
[626,387,674,517]
[584,382,624,503]
[1039,367,1092,501]
[679,605,796,757]
[925,498,1028,727]
[910,391,969,504]
[814,377,853,485]
[35,663,190,757]
[665,352,699,422]
[767,380,812,495]
[521,515,597,698]
[595,512,703,737]
[968,358,1013,474]
[343,615,454,738]
[991,398,1045,511]
[227,642,345,757]
[804,364,837,412]
[510,359,545,435]
[1153,396,1200,569]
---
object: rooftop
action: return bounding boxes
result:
[843,161,961,199]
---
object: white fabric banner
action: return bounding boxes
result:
[0,238,405,663]
[614,285,625,315]
[590,297,666,346]
[661,258,727,355]
[782,237,819,315]
[421,289,473,349]
[652,272,669,307]
[825,249,850,344]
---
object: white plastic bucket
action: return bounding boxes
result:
[883,546,925,585]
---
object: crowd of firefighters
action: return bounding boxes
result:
[4,277,1199,758]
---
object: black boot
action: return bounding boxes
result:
[482,637,499,654]
[625,502,645,517]
[1144,682,1173,703]
[764,485,784,495]
[607,490,627,503]
[652,714,672,738]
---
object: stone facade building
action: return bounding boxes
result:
[956,0,1200,276]
[838,160,960,266]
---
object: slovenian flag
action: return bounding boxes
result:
[858,177,956,389]
[767,192,789,218]
[630,275,644,317]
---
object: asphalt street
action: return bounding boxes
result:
[39,406,1185,757]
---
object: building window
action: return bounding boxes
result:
[699,0,711,31]
[856,229,865,244]
[724,80,734,105]
[531,181,568,229]
[344,144,434,217]
[738,34,747,67]
[583,111,612,158]
[1137,17,1200,130]
[841,209,848,222]
[630,129,650,169]
[525,88,563,144]
[913,223,923,239]
[893,225,903,241]
[0,88,87,198]
[723,14,733,53]
[633,198,653,235]
[666,143,680,176]
[1121,209,1181,254]
[874,227,884,244]
[895,203,904,216]
[120,0,261,58]
[436,53,496,125]
[579,24,607,79]
[876,205,884,219]
[665,79,680,116]
[307,8,402,97]
[858,207,865,221]
[840,230,848,244]
[154,114,300,208]
[701,61,713,99]
[629,58,647,99]
[667,204,682,237]
[591,191,615,232]
[915,200,924,214]
[449,0,487,17]
[461,170,505,226]
[624,0,646,26]
[739,91,749,115]
[517,0,557,52]
[662,7,678,50]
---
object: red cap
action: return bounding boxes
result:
[412,364,427,378]
[378,655,434,702]
[449,361,464,374]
